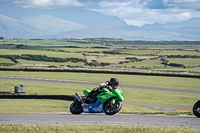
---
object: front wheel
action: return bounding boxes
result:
[70,100,83,114]
[193,100,200,118]
[103,100,122,115]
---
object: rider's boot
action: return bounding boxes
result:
[82,88,99,103]
[82,96,91,103]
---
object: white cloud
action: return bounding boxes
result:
[6,0,200,26]
[91,0,200,26]
[14,0,84,7]
[166,0,199,2]
[32,0,52,7]
[53,0,84,6]
[97,1,146,18]
[164,0,200,9]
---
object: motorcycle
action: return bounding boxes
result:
[193,100,200,118]
[70,86,124,115]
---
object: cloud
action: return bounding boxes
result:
[164,0,200,10]
[91,0,200,26]
[1,0,199,26]
[13,0,84,7]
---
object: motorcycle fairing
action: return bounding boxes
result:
[83,90,91,95]
[97,88,124,103]
[83,100,104,113]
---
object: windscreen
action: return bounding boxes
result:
[115,86,122,93]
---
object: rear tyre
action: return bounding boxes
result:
[193,100,200,118]
[70,100,83,114]
[103,100,122,115]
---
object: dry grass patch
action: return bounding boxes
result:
[85,53,158,64]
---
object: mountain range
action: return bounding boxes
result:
[0,6,200,40]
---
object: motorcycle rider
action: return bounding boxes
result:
[83,78,119,103]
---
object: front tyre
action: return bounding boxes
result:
[70,100,83,114]
[103,100,122,115]
[193,100,200,118]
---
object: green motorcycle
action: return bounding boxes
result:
[70,86,124,115]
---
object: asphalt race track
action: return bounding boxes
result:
[0,76,197,109]
[0,76,199,94]
[0,113,200,128]
[0,76,200,128]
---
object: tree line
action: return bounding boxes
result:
[167,55,200,58]
[0,54,87,63]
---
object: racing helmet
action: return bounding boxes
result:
[109,78,119,87]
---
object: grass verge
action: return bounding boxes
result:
[0,71,199,90]
[0,99,192,115]
[0,71,198,115]
[0,124,199,133]
[0,99,71,113]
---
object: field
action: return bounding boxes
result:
[0,71,199,114]
[1,39,200,75]
[0,39,200,131]
[159,50,200,56]
[0,39,200,113]
[0,49,84,59]
[1,124,200,133]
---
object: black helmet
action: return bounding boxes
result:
[109,78,119,87]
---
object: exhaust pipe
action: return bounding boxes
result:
[75,92,83,103]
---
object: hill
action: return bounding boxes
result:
[0,6,199,40]
[0,5,127,38]
[44,18,200,40]
[0,14,41,39]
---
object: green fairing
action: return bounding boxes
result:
[96,88,124,103]
[83,90,91,95]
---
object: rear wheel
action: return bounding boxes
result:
[103,100,122,115]
[193,100,200,118]
[70,100,83,114]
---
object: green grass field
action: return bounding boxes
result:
[0,99,70,113]
[114,58,163,68]
[17,59,85,67]
[154,67,200,72]
[159,50,200,56]
[1,32,200,133]
[0,78,198,107]
[111,49,160,55]
[0,49,84,59]
[0,71,199,114]
[52,47,110,53]
[0,39,103,47]
[1,40,200,116]
[1,124,199,133]
[0,58,14,64]
[0,71,199,90]
[167,58,200,67]
[0,99,164,114]
[1,40,200,73]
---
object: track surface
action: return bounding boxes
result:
[1,76,199,128]
[0,76,195,109]
[0,76,199,94]
[0,113,200,128]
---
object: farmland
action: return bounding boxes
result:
[0,39,200,114]
[0,39,200,76]
[0,39,200,129]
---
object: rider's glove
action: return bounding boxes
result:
[93,88,97,91]
[99,81,109,88]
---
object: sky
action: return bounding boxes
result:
[0,0,200,26]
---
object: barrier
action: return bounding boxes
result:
[0,68,200,78]
[0,95,75,101]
